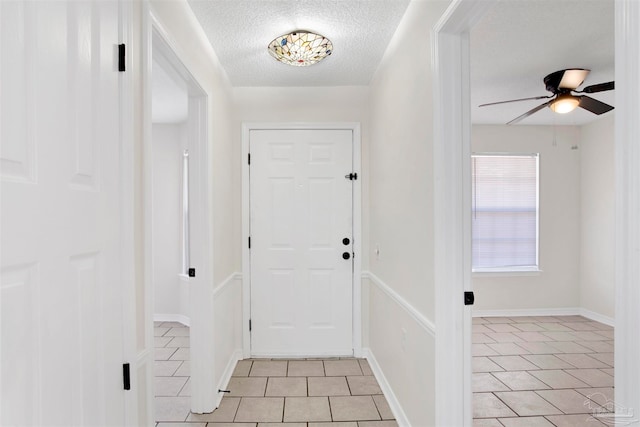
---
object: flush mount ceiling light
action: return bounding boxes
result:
[549,93,580,114]
[267,31,333,67]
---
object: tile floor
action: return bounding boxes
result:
[154,322,397,427]
[472,315,615,427]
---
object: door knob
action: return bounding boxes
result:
[342,252,351,260]
[342,238,350,245]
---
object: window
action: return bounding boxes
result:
[472,154,539,272]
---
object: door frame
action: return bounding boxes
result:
[242,122,363,358]
[142,6,216,414]
[433,0,640,425]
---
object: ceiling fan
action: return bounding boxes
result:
[479,68,615,125]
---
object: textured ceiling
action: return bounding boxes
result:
[187,0,410,87]
[471,0,615,126]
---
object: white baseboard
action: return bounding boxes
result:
[472,307,615,327]
[580,308,615,327]
[363,348,410,427]
[154,313,191,327]
[214,349,242,408]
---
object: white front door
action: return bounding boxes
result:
[1,1,126,425]
[249,129,354,356]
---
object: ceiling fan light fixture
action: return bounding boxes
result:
[550,94,580,114]
[267,31,332,67]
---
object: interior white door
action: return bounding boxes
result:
[1,1,126,426]
[250,129,354,356]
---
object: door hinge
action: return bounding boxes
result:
[188,268,196,277]
[248,153,251,165]
[249,319,252,332]
[345,172,358,180]
[464,291,475,306]
[118,44,126,72]
[248,236,251,249]
[123,363,131,390]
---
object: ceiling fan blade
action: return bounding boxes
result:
[479,95,552,107]
[579,95,614,115]
[507,101,552,125]
[578,81,615,94]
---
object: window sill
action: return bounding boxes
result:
[472,268,542,278]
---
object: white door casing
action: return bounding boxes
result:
[1,1,126,426]
[249,129,355,356]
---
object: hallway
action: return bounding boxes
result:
[154,323,397,426]
[472,315,614,426]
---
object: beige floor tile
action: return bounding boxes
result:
[600,368,614,376]
[545,414,607,426]
[589,353,614,366]
[473,317,489,324]
[165,336,190,348]
[472,373,510,393]
[235,397,285,423]
[170,348,190,361]
[250,360,288,377]
[207,424,256,427]
[578,341,614,353]
[556,354,610,369]
[155,348,178,361]
[575,387,615,408]
[521,355,575,370]
[473,333,497,344]
[155,336,173,348]
[261,423,305,427]
[178,378,190,397]
[512,323,546,332]
[540,331,578,341]
[347,376,382,395]
[536,389,593,414]
[492,371,550,391]
[308,423,357,427]
[157,423,205,427]
[154,327,170,337]
[512,332,550,342]
[473,419,503,427]
[372,395,394,420]
[473,344,500,356]
[186,397,241,422]
[266,377,307,397]
[325,360,363,376]
[514,342,561,355]
[359,360,373,376]
[227,377,268,397]
[564,322,600,331]
[283,396,331,422]
[308,376,350,396]
[233,360,253,377]
[487,343,530,356]
[570,331,608,341]
[155,376,188,396]
[498,416,555,426]
[493,391,562,416]
[485,323,521,333]
[472,393,517,418]
[565,369,614,387]
[154,321,164,327]
[357,422,398,427]
[473,324,494,333]
[486,332,524,343]
[545,341,591,353]
[154,396,191,422]
[593,330,614,339]
[539,323,573,332]
[528,370,590,389]
[330,396,381,421]
[165,327,190,336]
[473,357,505,373]
[489,356,538,371]
[288,360,325,377]
[509,317,540,323]
[174,361,190,376]
[155,360,182,376]
[485,317,516,323]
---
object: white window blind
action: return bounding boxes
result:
[472,154,539,271]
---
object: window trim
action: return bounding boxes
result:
[471,152,540,273]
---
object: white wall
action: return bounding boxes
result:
[580,115,615,319]
[471,125,582,312]
[152,123,189,320]
[367,1,450,425]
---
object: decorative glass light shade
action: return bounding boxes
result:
[550,93,580,114]
[267,31,333,67]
